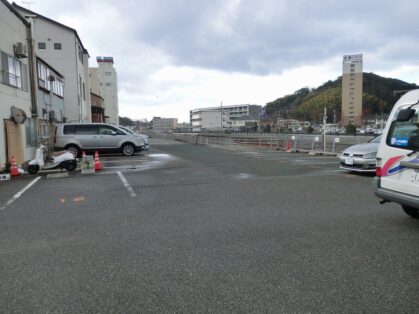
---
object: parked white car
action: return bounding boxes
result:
[340,136,381,172]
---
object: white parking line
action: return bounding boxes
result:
[1,176,42,210]
[117,171,137,197]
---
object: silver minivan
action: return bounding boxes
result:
[117,126,149,150]
[55,123,145,157]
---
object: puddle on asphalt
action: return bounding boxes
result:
[100,153,178,175]
[232,173,254,179]
[147,154,173,159]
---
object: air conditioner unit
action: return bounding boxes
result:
[14,42,28,58]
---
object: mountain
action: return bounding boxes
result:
[265,73,418,124]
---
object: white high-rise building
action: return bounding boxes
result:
[93,56,119,124]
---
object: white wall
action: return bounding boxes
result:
[0,3,33,165]
[18,14,91,122]
[97,61,119,124]
[201,111,221,129]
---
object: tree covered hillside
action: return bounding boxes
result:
[265,73,418,123]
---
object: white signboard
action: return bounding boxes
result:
[81,155,95,174]
[291,136,296,140]
[314,136,320,142]
[335,138,340,143]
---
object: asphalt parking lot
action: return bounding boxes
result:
[0,138,418,313]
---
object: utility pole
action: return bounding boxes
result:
[333,109,336,126]
[323,107,327,151]
[221,102,223,132]
[22,1,36,9]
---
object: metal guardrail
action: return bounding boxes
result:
[155,133,375,154]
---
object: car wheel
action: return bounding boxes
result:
[402,205,419,219]
[28,165,39,175]
[122,143,135,156]
[66,145,80,158]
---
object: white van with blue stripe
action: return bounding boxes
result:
[374,89,419,218]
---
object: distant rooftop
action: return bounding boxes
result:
[97,56,114,64]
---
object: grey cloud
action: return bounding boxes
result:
[26,0,419,75]
[113,0,419,74]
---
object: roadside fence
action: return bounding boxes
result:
[155,133,375,154]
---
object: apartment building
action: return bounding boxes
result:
[13,3,91,123]
[90,57,119,124]
[152,117,178,133]
[0,0,35,166]
[341,54,363,126]
[190,110,229,132]
[190,104,261,131]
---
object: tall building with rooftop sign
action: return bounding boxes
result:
[95,56,119,124]
[341,54,363,126]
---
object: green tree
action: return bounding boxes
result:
[346,124,357,135]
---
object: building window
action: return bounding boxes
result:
[52,79,64,97]
[78,45,83,64]
[38,42,46,49]
[79,76,82,98]
[105,72,112,76]
[105,83,112,86]
[37,61,51,91]
[25,118,38,147]
[54,43,62,50]
[0,51,28,90]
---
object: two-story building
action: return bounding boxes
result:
[0,0,36,166]
[35,56,65,149]
[13,3,91,123]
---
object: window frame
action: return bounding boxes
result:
[1,51,27,90]
[386,105,419,150]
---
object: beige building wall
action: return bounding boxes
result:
[89,68,100,95]
[341,54,363,126]
[0,1,34,165]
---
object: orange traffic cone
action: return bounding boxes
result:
[94,151,102,171]
[10,156,20,177]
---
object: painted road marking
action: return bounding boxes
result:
[1,177,41,210]
[73,196,85,203]
[117,171,137,198]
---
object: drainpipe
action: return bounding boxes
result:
[74,41,81,122]
[26,19,37,118]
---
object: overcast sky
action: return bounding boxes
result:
[14,0,419,122]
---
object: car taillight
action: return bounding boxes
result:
[376,157,382,177]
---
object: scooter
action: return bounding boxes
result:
[28,144,77,175]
